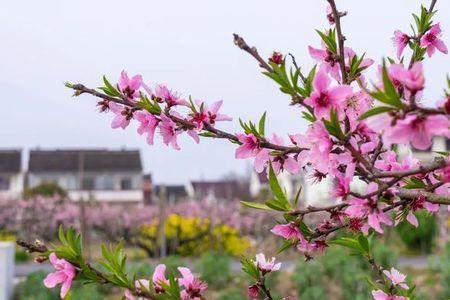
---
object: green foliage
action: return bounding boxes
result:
[238,112,267,138]
[216,287,246,300]
[127,261,154,278]
[194,251,231,289]
[369,60,403,109]
[396,212,437,253]
[429,242,450,299]
[323,109,345,139]
[292,244,398,300]
[23,182,67,198]
[13,271,105,300]
[99,75,122,98]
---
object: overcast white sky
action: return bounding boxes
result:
[1,0,449,184]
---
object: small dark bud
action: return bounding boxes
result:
[35,256,48,263]
[269,51,284,65]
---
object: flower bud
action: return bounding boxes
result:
[269,51,283,65]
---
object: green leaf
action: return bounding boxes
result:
[268,164,291,211]
[258,112,267,136]
[241,257,259,280]
[403,177,426,189]
[301,111,316,123]
[265,198,291,212]
[358,106,397,120]
[240,201,272,210]
[277,240,295,254]
[380,60,401,107]
[357,235,370,254]
[102,76,121,97]
[329,237,364,254]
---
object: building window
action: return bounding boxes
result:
[81,177,95,190]
[120,178,132,190]
[0,176,10,190]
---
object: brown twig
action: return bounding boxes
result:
[233,34,273,73]
[69,84,304,154]
[327,0,348,84]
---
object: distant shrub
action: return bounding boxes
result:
[14,271,106,300]
[24,182,67,198]
[194,251,231,289]
[396,211,437,253]
[137,214,250,257]
[292,243,399,300]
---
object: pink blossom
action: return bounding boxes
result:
[191,100,232,129]
[160,114,180,150]
[345,184,393,234]
[301,122,333,173]
[420,23,448,57]
[332,163,355,199]
[304,68,352,118]
[134,111,159,145]
[235,133,260,159]
[309,44,373,82]
[383,114,450,150]
[326,5,335,24]
[109,102,133,129]
[254,253,281,275]
[178,267,208,300]
[254,134,300,174]
[389,62,424,92]
[118,71,142,101]
[124,279,150,300]
[155,85,189,107]
[271,223,303,240]
[344,91,373,121]
[383,267,409,289]
[392,30,410,59]
[43,253,76,299]
[153,264,169,293]
[372,290,409,300]
[248,284,259,299]
[375,151,419,172]
[440,164,450,182]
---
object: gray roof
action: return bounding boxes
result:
[0,149,21,173]
[29,149,142,172]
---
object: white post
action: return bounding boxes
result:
[0,242,15,300]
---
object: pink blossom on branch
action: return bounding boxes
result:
[383,267,409,290]
[109,102,133,129]
[304,67,352,119]
[392,30,410,59]
[254,253,281,275]
[134,110,159,145]
[43,253,76,299]
[118,70,142,101]
[371,290,409,300]
[420,23,448,57]
[160,114,181,150]
[271,222,303,240]
[235,133,260,158]
[178,267,208,300]
[381,114,450,150]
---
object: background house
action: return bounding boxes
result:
[27,149,143,202]
[187,179,250,201]
[0,149,23,198]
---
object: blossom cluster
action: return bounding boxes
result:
[124,264,207,300]
[32,0,450,299]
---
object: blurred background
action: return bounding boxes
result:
[0,0,449,299]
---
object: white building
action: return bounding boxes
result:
[0,149,24,199]
[27,149,143,203]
